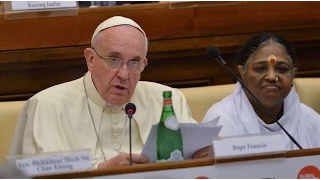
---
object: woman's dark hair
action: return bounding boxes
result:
[236,32,296,66]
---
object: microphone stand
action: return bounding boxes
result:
[128,113,133,165]
[125,103,136,165]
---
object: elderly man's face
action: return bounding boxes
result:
[85,25,147,106]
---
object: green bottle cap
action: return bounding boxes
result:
[163,91,172,98]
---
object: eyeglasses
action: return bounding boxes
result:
[91,47,147,73]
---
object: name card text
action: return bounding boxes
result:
[213,133,285,159]
[11,1,77,11]
[15,151,92,176]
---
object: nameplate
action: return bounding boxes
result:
[11,1,77,11]
[14,151,92,176]
[213,133,285,159]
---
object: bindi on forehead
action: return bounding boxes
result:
[268,55,276,64]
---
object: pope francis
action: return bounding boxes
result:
[9,16,196,169]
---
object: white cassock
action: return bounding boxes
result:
[10,72,197,168]
[202,82,320,150]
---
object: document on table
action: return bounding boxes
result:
[141,119,222,162]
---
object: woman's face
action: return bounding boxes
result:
[238,44,294,109]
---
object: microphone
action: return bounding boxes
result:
[206,46,303,150]
[125,103,136,165]
[125,103,136,118]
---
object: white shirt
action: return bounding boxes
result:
[202,82,320,150]
[10,72,196,168]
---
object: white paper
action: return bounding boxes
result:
[141,122,222,162]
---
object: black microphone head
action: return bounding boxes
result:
[206,46,220,59]
[125,103,136,115]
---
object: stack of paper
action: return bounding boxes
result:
[141,121,222,162]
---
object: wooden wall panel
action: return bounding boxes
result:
[1,2,320,51]
[0,1,319,101]
[0,1,4,14]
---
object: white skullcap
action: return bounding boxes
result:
[91,16,146,43]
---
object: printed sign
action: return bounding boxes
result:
[14,151,92,176]
[213,132,285,159]
[101,155,320,179]
[297,165,320,179]
[11,1,77,11]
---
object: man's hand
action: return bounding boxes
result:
[192,145,213,159]
[97,153,149,169]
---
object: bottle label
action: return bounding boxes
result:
[157,149,184,163]
[163,98,172,106]
[164,116,180,130]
